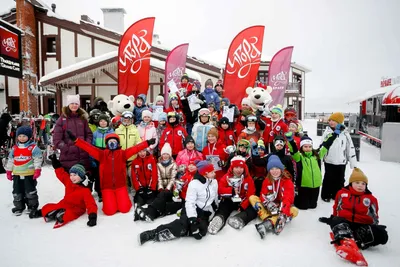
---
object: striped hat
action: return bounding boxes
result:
[69,164,86,180]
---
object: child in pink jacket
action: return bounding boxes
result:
[138,110,158,154]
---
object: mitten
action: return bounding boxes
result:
[49,154,62,169]
[66,130,77,142]
[188,217,203,240]
[137,187,145,196]
[285,131,294,142]
[87,213,97,227]
[147,138,156,145]
[33,169,41,180]
[146,189,155,199]
[6,171,12,181]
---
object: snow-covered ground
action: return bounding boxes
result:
[1,119,399,267]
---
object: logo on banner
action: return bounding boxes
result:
[2,37,16,53]
[271,71,288,90]
[167,66,184,81]
[119,30,151,74]
[226,37,262,79]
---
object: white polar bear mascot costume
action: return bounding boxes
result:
[245,84,273,115]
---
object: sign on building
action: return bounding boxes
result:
[0,20,22,79]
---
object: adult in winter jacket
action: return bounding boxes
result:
[191,108,214,151]
[30,156,98,229]
[131,149,158,206]
[157,143,178,191]
[321,168,388,250]
[135,161,197,222]
[287,133,336,210]
[249,155,299,239]
[53,95,93,170]
[208,156,256,234]
[70,131,153,216]
[134,94,149,125]
[115,111,142,162]
[202,79,220,112]
[137,110,158,154]
[175,135,204,172]
[138,160,218,245]
[217,117,236,147]
[159,112,187,158]
[320,112,357,202]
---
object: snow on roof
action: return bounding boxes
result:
[348,84,399,103]
[0,3,15,18]
[0,18,23,32]
[100,7,127,14]
[39,50,202,86]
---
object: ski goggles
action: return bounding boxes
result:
[246,115,257,122]
[199,109,210,117]
[274,140,285,146]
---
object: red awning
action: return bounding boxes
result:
[382,86,400,106]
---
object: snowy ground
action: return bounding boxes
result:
[1,119,399,267]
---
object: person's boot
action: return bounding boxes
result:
[135,206,153,222]
[207,215,225,235]
[255,219,273,239]
[11,207,24,216]
[138,229,157,245]
[227,215,245,230]
[29,209,42,219]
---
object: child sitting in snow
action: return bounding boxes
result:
[29,155,98,228]
[157,143,178,192]
[6,126,43,216]
[319,168,388,250]
[249,155,299,239]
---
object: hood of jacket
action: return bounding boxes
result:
[204,88,215,95]
[62,106,88,120]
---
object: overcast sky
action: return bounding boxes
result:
[4,0,400,112]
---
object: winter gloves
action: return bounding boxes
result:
[66,130,77,142]
[33,169,41,180]
[6,171,12,181]
[285,131,294,142]
[147,138,156,146]
[188,217,204,240]
[87,213,97,227]
[49,154,62,169]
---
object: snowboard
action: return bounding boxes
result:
[330,232,368,266]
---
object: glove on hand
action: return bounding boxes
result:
[33,169,41,180]
[285,132,294,142]
[147,138,156,146]
[87,213,97,227]
[49,154,62,169]
[188,217,203,240]
[6,171,12,181]
[66,130,77,142]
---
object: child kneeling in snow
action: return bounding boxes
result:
[29,154,97,228]
[249,155,299,239]
[320,168,388,250]
[66,130,155,216]
[138,161,218,245]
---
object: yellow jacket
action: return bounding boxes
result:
[115,124,143,161]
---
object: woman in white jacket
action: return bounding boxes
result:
[320,112,357,202]
[138,160,218,245]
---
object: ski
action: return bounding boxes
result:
[330,232,368,266]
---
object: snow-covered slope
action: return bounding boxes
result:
[1,120,398,267]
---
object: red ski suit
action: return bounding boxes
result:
[41,167,97,228]
[131,155,158,191]
[75,138,148,215]
[177,169,196,200]
[159,125,187,156]
[261,117,289,144]
[260,175,295,216]
[202,141,227,181]
[218,127,236,147]
[218,164,255,210]
[333,186,379,225]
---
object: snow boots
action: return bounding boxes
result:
[29,209,42,219]
[227,216,245,230]
[134,206,154,222]
[138,229,157,245]
[11,207,24,216]
[208,215,225,235]
[44,209,65,223]
[255,219,274,239]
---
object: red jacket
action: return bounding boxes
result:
[131,155,158,191]
[333,186,379,225]
[41,167,97,228]
[218,164,255,210]
[177,169,196,200]
[165,106,186,126]
[260,175,294,216]
[75,138,148,190]
[218,127,236,147]
[202,142,227,180]
[261,117,289,144]
[160,125,187,156]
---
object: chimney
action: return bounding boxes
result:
[101,8,126,32]
[51,3,56,13]
[81,15,95,24]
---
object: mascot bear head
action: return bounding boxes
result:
[245,86,273,112]
[108,94,135,117]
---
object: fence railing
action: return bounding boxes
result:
[304,112,358,120]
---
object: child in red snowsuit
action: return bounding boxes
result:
[159,111,188,158]
[217,117,235,147]
[29,155,98,228]
[131,149,158,206]
[261,105,289,153]
[67,130,154,216]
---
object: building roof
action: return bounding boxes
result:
[39,50,203,86]
[348,84,399,103]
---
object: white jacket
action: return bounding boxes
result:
[185,174,218,219]
[321,126,357,168]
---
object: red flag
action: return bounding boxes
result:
[118,17,155,96]
[268,46,294,107]
[164,43,189,108]
[223,26,265,107]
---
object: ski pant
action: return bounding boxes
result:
[90,165,101,198]
[249,195,298,224]
[295,187,320,210]
[133,187,158,206]
[41,203,82,229]
[215,198,257,228]
[321,163,346,200]
[102,187,132,216]
[12,175,39,210]
[330,216,388,249]
[144,191,182,219]
[153,207,211,241]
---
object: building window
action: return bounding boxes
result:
[257,71,268,84]
[46,36,57,56]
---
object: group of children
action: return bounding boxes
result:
[3,75,388,257]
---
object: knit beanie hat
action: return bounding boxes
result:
[16,126,33,140]
[158,112,167,122]
[169,93,179,101]
[161,143,172,157]
[274,135,285,146]
[184,135,196,147]
[231,156,246,169]
[181,73,190,82]
[289,122,298,130]
[329,112,345,124]
[270,104,284,117]
[155,95,165,104]
[196,160,214,176]
[98,114,110,126]
[207,127,219,138]
[349,167,368,184]
[69,164,86,180]
[205,79,213,88]
[142,109,153,120]
[237,138,250,148]
[67,94,80,106]
[105,133,120,144]
[284,107,297,117]
[215,79,223,88]
[300,135,313,148]
[193,80,201,90]
[241,97,251,106]
[219,117,230,125]
[221,98,230,106]
[267,155,284,171]
[257,139,266,151]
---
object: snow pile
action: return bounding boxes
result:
[0,119,398,267]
